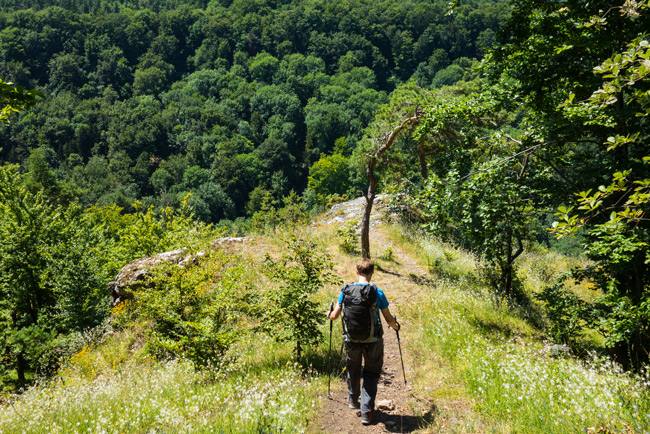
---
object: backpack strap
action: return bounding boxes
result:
[341,282,353,304]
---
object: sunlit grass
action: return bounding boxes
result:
[0,332,323,434]
[385,224,479,284]
[407,234,650,433]
[516,246,597,301]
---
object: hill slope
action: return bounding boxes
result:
[1,199,649,433]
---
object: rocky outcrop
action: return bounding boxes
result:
[322,194,387,226]
[107,249,185,307]
[107,237,250,307]
[211,236,249,247]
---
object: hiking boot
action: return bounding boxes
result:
[348,398,360,409]
[361,412,372,425]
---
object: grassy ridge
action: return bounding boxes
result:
[2,222,650,433]
[401,229,650,433]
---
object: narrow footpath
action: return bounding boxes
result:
[316,223,436,434]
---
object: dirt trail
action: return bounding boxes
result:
[315,220,437,434]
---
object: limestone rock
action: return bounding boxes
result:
[107,249,185,307]
[108,237,251,307]
[322,195,387,226]
[376,399,395,411]
[211,236,250,247]
[542,343,571,357]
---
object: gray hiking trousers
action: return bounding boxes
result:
[345,337,383,416]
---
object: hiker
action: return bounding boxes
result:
[327,258,400,426]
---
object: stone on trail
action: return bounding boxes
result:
[386,420,399,428]
[376,399,395,411]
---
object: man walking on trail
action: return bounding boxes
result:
[327,258,400,426]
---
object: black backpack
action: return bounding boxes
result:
[341,283,382,343]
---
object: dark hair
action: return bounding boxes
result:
[356,258,374,277]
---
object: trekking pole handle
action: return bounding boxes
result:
[393,314,401,336]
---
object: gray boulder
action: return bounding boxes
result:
[107,237,251,307]
[107,249,185,307]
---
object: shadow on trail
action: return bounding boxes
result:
[376,264,403,277]
[373,409,435,433]
[376,264,436,288]
[407,273,435,287]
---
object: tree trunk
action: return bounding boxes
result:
[361,178,377,259]
[504,263,513,298]
[360,112,422,259]
[418,138,428,182]
[361,165,377,259]
[504,231,513,297]
[502,231,524,298]
[16,352,27,383]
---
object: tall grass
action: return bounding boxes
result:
[408,233,650,433]
[0,333,322,434]
[0,227,340,434]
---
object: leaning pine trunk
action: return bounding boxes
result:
[360,112,422,259]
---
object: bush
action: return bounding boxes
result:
[336,218,360,255]
[258,237,341,359]
[113,249,251,367]
[535,275,596,345]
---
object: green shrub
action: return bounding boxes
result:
[379,247,395,261]
[114,249,251,367]
[259,237,341,359]
[252,191,310,233]
[336,218,360,255]
[535,275,596,345]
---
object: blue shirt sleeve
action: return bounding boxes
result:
[338,289,344,304]
[376,288,389,310]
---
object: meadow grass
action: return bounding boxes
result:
[0,332,324,434]
[406,231,650,433]
[0,229,337,434]
[516,247,598,302]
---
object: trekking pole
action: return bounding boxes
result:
[393,315,407,385]
[327,301,334,398]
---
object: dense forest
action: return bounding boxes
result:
[2,0,650,423]
[0,0,507,221]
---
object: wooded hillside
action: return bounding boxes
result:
[0,0,507,220]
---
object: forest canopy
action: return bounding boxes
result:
[0,0,508,219]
